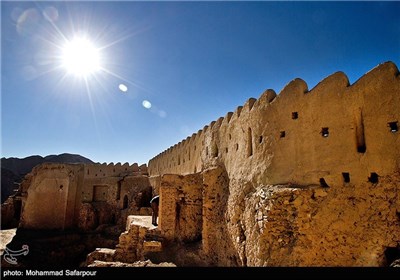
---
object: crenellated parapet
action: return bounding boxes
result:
[83,162,148,178]
[148,62,400,187]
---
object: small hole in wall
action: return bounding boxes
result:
[280,131,286,138]
[59,185,63,190]
[342,173,350,183]
[194,145,196,151]
[368,172,379,184]
[388,121,398,133]
[235,143,239,151]
[206,147,209,156]
[292,112,298,119]
[225,147,228,153]
[321,127,329,137]
[319,178,329,188]
[229,134,232,140]
[259,136,263,144]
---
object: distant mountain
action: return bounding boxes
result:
[1,153,93,203]
[1,167,21,203]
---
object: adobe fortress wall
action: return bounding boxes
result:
[148,62,400,187]
[147,62,400,266]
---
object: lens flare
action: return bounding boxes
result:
[142,100,152,109]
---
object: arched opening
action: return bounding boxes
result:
[123,195,129,209]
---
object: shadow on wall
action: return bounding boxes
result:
[201,165,240,266]
[158,165,240,266]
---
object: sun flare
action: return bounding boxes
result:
[61,38,101,77]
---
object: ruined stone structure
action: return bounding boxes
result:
[3,62,400,267]
[147,62,400,266]
[17,162,152,231]
[86,216,162,266]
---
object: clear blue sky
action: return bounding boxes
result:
[1,1,399,165]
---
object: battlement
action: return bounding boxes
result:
[148,62,400,187]
[84,162,148,178]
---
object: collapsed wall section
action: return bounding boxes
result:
[159,173,203,242]
[157,168,238,266]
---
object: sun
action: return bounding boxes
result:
[61,37,101,77]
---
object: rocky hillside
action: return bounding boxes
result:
[1,153,93,202]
